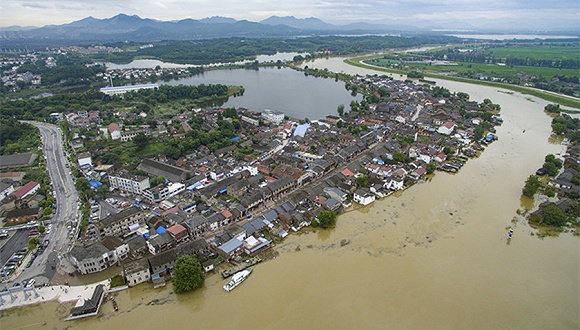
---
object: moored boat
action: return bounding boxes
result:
[223,267,253,292]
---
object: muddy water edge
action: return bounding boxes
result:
[1,59,578,330]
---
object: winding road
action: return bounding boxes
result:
[16,121,80,284]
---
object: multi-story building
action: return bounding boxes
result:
[95,206,148,237]
[261,109,285,124]
[108,171,150,195]
[142,182,185,204]
[69,237,129,274]
[123,258,151,287]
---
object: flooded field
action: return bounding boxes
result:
[2,59,578,330]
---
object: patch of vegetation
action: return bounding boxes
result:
[522,175,541,197]
[110,274,126,288]
[0,119,40,154]
[173,254,205,294]
[315,210,338,229]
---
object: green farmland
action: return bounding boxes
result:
[366,58,579,79]
[487,45,580,62]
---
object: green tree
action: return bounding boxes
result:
[133,133,149,149]
[173,254,205,294]
[457,92,470,101]
[75,177,94,201]
[96,184,110,198]
[542,205,566,226]
[37,224,45,235]
[337,104,345,117]
[543,162,558,176]
[41,208,53,217]
[317,210,337,229]
[150,176,166,187]
[474,125,485,140]
[426,163,436,174]
[544,104,560,114]
[392,151,412,163]
[544,187,556,197]
[356,175,369,188]
[522,175,540,197]
[28,237,40,251]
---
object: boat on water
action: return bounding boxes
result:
[223,267,253,292]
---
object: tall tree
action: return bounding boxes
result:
[542,205,566,226]
[317,210,337,229]
[173,255,205,294]
[133,133,149,149]
[522,175,540,197]
[337,104,345,117]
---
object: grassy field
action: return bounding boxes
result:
[488,46,580,61]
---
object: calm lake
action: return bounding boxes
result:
[2,57,578,330]
[164,66,362,120]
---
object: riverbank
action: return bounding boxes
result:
[344,56,580,109]
[0,280,109,313]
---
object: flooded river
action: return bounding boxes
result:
[2,58,578,330]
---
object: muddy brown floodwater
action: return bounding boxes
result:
[1,59,578,330]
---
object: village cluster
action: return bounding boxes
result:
[2,75,505,288]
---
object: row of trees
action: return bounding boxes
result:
[0,83,233,121]
[98,35,460,65]
[424,47,579,69]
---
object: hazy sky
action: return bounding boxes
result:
[0,0,578,27]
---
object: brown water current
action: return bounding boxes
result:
[1,59,578,330]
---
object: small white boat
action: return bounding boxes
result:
[223,267,253,292]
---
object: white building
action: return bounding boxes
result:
[353,188,376,206]
[261,109,285,124]
[108,172,150,195]
[437,121,456,136]
[0,182,14,202]
[142,182,186,204]
[77,152,93,168]
[100,83,159,96]
[108,123,121,140]
[123,258,151,287]
[69,237,129,275]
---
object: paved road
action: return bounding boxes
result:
[15,121,80,284]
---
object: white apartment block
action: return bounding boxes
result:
[109,173,150,195]
[142,182,186,204]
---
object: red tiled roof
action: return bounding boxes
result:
[341,168,354,177]
[13,181,39,199]
[167,224,187,236]
[108,122,120,133]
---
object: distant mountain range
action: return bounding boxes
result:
[0,14,577,49]
[0,14,428,48]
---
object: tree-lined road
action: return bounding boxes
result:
[17,121,80,283]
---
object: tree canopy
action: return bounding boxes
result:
[173,254,205,294]
[542,205,567,226]
[522,175,540,197]
[28,237,39,251]
[317,210,337,229]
